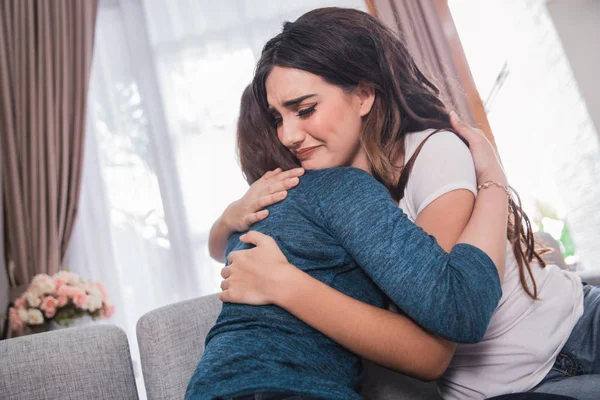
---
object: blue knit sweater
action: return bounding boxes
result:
[185,167,501,400]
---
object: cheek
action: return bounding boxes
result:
[276,126,283,143]
[300,116,328,142]
[327,107,362,147]
[301,102,362,152]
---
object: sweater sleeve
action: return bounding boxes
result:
[309,167,501,344]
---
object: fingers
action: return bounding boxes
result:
[219,289,231,303]
[282,177,301,191]
[239,230,272,246]
[243,210,269,227]
[275,168,304,181]
[261,168,282,180]
[227,251,239,265]
[250,169,302,215]
[449,111,464,127]
[449,111,485,144]
[221,266,231,279]
[262,176,299,195]
[260,167,303,183]
[220,279,229,291]
[450,111,469,132]
[219,288,241,303]
[256,191,286,210]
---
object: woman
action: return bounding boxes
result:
[185,81,509,400]
[210,7,594,400]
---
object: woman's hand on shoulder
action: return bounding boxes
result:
[223,168,304,232]
[450,112,507,187]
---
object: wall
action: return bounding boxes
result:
[547,0,600,136]
[450,0,600,280]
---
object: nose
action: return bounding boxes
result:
[279,118,305,149]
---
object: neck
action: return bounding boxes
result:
[350,150,372,175]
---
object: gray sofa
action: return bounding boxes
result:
[136,293,440,400]
[0,325,139,400]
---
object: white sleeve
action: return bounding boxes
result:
[406,131,477,216]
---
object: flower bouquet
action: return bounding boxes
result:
[8,271,115,335]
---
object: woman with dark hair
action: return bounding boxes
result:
[185,87,508,398]
[204,7,597,400]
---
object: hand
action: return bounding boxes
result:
[450,112,507,186]
[223,168,304,232]
[220,231,302,305]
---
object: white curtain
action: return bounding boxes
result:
[66,0,366,396]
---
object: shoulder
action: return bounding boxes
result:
[300,167,383,189]
[404,129,470,162]
[403,129,475,178]
[299,167,391,204]
[401,129,476,215]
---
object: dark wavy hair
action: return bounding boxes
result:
[240,7,547,299]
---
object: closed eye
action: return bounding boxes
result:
[297,105,316,118]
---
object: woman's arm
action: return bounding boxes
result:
[278,270,456,381]
[451,112,508,273]
[208,167,304,262]
[298,174,501,343]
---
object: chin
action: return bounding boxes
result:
[301,158,338,171]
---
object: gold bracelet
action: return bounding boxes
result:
[477,181,510,196]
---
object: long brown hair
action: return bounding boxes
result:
[237,84,300,184]
[242,7,547,299]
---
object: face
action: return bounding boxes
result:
[265,66,375,171]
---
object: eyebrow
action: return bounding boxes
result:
[268,94,317,114]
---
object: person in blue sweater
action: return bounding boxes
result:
[207,8,597,400]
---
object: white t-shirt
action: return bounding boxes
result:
[398,129,584,400]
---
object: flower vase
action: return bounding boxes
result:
[25,323,50,335]
[48,314,93,331]
[48,320,68,331]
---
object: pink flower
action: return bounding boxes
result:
[57,285,80,299]
[73,290,88,310]
[53,270,80,285]
[57,294,68,307]
[8,308,23,331]
[57,284,71,298]
[94,282,109,302]
[32,273,52,285]
[103,304,115,318]
[55,279,67,291]
[14,297,25,309]
[40,296,58,318]
[32,274,57,295]
[43,308,56,318]
[25,291,42,308]
[27,309,44,325]
[28,284,42,298]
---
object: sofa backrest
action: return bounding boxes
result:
[137,293,222,400]
[0,325,138,400]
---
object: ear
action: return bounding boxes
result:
[355,83,376,117]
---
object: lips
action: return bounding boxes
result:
[295,146,322,159]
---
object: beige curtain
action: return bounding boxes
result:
[367,0,493,138]
[0,0,99,320]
